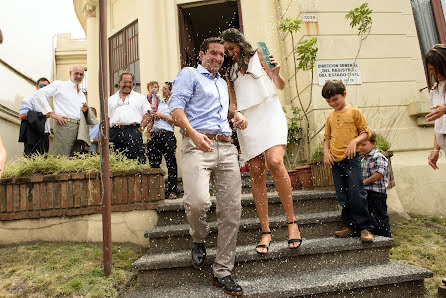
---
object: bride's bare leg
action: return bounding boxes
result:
[247,154,271,253]
[265,145,301,248]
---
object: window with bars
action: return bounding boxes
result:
[109,20,140,94]
[411,0,446,84]
[411,0,446,57]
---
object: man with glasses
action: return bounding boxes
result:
[34,65,96,156]
[108,71,152,163]
[18,77,51,156]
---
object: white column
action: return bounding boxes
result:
[83,0,100,116]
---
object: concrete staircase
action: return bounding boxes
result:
[128,174,432,297]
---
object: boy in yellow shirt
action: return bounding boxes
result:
[322,80,374,242]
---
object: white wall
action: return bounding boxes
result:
[0,65,36,111]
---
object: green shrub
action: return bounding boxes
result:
[2,151,150,178]
[376,134,391,152]
[311,142,324,161]
[283,106,303,146]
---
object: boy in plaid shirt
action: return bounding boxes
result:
[359,131,391,237]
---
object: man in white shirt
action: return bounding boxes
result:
[34,65,90,156]
[108,71,152,163]
[19,77,51,156]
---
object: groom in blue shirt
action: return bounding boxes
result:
[169,37,247,296]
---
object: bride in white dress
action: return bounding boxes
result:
[220,28,302,254]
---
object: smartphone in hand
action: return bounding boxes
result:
[257,41,274,69]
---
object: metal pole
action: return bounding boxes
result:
[98,0,112,276]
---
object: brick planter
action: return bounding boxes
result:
[0,169,164,221]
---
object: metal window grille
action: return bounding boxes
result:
[109,20,140,94]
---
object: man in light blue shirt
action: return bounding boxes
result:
[88,107,100,153]
[170,37,247,296]
[18,77,51,156]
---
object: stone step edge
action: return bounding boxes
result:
[146,211,341,238]
[133,236,393,271]
[156,190,337,212]
[240,262,433,298]
[128,262,433,297]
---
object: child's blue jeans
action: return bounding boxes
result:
[332,153,373,232]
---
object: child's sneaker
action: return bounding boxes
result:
[360,230,374,242]
[335,227,354,238]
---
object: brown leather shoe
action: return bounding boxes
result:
[335,227,354,238]
[360,230,374,243]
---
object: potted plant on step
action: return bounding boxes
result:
[283,109,314,190]
[375,134,395,188]
[283,107,308,190]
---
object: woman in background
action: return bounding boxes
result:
[425,44,446,169]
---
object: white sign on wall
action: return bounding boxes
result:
[316,61,362,86]
[302,14,318,22]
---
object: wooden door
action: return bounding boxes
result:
[178,7,196,68]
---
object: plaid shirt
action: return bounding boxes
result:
[361,148,389,193]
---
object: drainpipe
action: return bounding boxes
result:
[51,34,57,81]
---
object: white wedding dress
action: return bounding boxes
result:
[232,52,288,161]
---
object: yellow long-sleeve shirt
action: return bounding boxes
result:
[323,106,369,162]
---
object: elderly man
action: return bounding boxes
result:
[170,37,247,296]
[108,71,152,163]
[34,65,94,156]
[18,77,51,156]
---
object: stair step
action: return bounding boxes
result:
[156,190,338,226]
[146,211,344,253]
[126,262,432,298]
[134,236,394,286]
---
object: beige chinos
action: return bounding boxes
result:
[181,137,241,278]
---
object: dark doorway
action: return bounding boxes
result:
[178,0,241,68]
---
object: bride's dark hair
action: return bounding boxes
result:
[220,28,257,74]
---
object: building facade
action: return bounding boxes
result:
[73,0,446,216]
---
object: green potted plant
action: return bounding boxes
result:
[375,134,395,188]
[283,107,306,190]
[278,18,318,190]
[283,109,314,191]
[283,107,303,148]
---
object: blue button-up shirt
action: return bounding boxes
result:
[20,95,50,134]
[151,99,174,132]
[89,123,100,152]
[169,64,232,136]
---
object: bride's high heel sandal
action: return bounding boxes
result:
[287,220,303,249]
[255,231,271,255]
